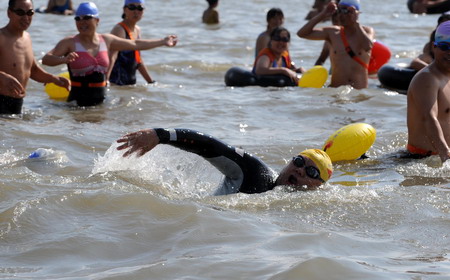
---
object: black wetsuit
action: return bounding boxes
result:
[155,128,278,195]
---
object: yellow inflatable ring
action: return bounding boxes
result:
[322,123,376,162]
[45,72,70,100]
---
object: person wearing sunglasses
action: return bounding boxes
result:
[406,21,450,163]
[0,0,70,114]
[297,0,374,89]
[108,0,156,86]
[409,12,450,71]
[42,2,177,107]
[202,0,219,25]
[253,27,305,85]
[43,0,73,15]
[116,128,333,195]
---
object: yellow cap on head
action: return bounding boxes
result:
[299,149,333,182]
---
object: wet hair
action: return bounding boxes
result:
[438,12,450,25]
[270,26,290,40]
[266,8,284,22]
[8,0,33,9]
[206,0,218,7]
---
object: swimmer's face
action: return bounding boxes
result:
[270,30,290,53]
[268,15,284,30]
[337,5,358,24]
[75,15,99,33]
[124,3,145,21]
[8,0,34,30]
[276,155,324,190]
[434,42,450,65]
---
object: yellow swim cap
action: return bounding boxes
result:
[299,149,333,182]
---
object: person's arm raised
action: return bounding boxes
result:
[297,2,337,40]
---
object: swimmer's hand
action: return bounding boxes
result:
[0,72,25,98]
[323,2,337,17]
[117,129,159,157]
[53,75,71,91]
[164,35,178,47]
[63,52,79,64]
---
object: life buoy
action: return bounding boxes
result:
[322,123,376,162]
[377,64,417,94]
[224,67,296,87]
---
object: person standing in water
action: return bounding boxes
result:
[255,8,284,58]
[108,0,155,85]
[42,2,177,107]
[202,0,219,24]
[0,0,70,114]
[297,0,374,89]
[406,21,450,163]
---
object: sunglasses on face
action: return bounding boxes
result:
[338,7,352,14]
[126,4,145,11]
[272,36,290,43]
[434,42,450,51]
[75,15,94,21]
[10,8,35,16]
[292,156,322,181]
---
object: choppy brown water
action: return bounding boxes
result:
[1,0,450,279]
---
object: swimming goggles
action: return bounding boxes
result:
[75,15,94,21]
[126,4,145,11]
[10,8,34,17]
[338,7,354,14]
[434,42,450,51]
[292,156,322,181]
[272,36,290,43]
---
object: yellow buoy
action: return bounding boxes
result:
[322,123,376,162]
[298,65,328,88]
[45,72,70,100]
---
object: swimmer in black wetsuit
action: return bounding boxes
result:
[116,128,333,195]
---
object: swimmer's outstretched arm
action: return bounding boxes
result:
[117,128,237,159]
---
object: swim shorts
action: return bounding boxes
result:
[0,95,23,114]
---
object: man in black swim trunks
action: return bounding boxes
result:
[117,128,333,195]
[0,0,70,115]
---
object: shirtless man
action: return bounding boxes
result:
[0,0,70,114]
[297,0,374,89]
[406,21,450,163]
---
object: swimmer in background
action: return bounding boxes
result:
[0,0,70,114]
[42,2,177,107]
[409,12,450,71]
[406,21,450,163]
[407,0,450,14]
[202,0,219,24]
[108,0,155,85]
[253,27,305,85]
[116,128,333,194]
[297,0,374,89]
[44,0,73,15]
[255,8,284,58]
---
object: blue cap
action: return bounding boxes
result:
[124,0,145,5]
[435,21,450,43]
[76,2,99,18]
[339,0,360,11]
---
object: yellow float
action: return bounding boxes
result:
[322,123,376,162]
[298,65,328,88]
[45,72,70,100]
